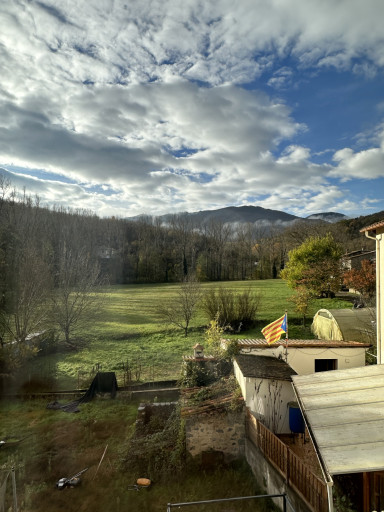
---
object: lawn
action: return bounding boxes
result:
[14,280,352,390]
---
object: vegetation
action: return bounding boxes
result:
[201,286,261,330]
[281,234,344,297]
[339,209,384,239]
[50,246,106,348]
[156,274,202,336]
[288,286,314,327]
[0,397,269,512]
[343,260,376,306]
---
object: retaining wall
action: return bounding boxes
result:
[185,410,245,462]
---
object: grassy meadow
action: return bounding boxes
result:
[16,279,352,391]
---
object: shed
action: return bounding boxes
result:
[234,354,297,434]
[226,338,370,375]
[312,308,375,344]
[292,365,384,511]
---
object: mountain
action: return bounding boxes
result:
[305,212,348,223]
[131,205,348,226]
[168,205,300,224]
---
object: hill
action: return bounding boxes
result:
[339,210,384,238]
[130,205,348,227]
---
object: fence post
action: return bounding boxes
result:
[283,493,287,512]
[11,467,18,512]
[286,446,290,485]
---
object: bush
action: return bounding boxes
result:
[179,359,216,387]
[201,287,260,330]
[123,408,186,479]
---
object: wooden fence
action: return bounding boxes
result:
[246,410,329,512]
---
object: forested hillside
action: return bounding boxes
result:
[0,183,376,290]
[339,210,384,238]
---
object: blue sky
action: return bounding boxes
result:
[1,0,384,218]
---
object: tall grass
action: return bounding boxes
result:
[0,396,273,512]
[16,280,352,390]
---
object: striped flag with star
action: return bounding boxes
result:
[261,314,287,344]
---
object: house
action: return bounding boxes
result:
[292,365,384,512]
[342,249,375,270]
[361,219,384,363]
[312,308,375,344]
[230,338,369,375]
[234,354,297,434]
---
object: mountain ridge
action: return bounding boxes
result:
[129,205,348,225]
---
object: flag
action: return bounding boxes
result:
[261,314,287,344]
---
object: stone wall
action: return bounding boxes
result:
[185,410,245,462]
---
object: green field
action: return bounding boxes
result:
[16,280,352,390]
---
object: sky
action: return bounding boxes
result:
[1,0,384,219]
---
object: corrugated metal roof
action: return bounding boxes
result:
[292,365,384,476]
[231,338,370,348]
[235,354,297,381]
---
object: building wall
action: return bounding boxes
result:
[376,226,384,364]
[239,346,366,375]
[184,410,245,461]
[234,361,295,434]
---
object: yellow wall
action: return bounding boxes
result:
[376,226,384,364]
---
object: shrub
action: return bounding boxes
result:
[201,287,260,330]
[123,408,186,479]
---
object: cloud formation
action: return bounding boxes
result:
[1,0,384,217]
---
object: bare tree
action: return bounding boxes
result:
[157,275,202,336]
[0,244,52,370]
[51,246,105,348]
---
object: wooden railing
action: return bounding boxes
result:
[246,410,329,512]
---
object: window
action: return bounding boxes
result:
[315,359,338,372]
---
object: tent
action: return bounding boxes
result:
[311,308,375,343]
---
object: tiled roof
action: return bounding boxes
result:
[235,354,296,381]
[229,338,370,348]
[360,219,384,232]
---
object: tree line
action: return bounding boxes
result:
[1,182,372,289]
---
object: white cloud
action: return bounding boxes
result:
[332,127,384,180]
[2,0,384,95]
[1,0,384,217]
